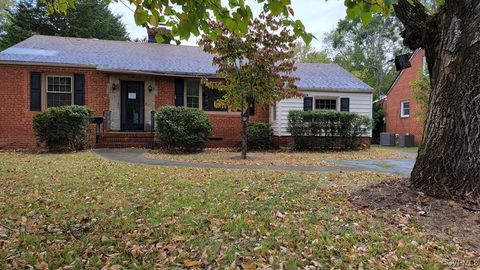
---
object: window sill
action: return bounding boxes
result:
[400,115,410,118]
[205,111,241,116]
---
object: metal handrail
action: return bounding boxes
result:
[103,110,112,132]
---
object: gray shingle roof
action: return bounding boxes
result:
[0,35,372,92]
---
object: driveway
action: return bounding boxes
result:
[334,158,415,176]
[94,148,416,176]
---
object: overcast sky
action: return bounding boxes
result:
[109,0,346,49]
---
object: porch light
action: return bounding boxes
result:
[112,83,118,91]
[148,85,153,92]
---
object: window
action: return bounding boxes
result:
[184,79,227,111]
[422,56,428,75]
[185,80,200,108]
[401,101,410,117]
[46,75,73,107]
[315,99,337,110]
[202,87,227,112]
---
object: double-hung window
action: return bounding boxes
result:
[401,100,410,118]
[184,79,227,112]
[46,75,73,107]
[315,98,337,111]
[185,80,200,108]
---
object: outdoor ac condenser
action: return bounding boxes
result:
[380,132,396,146]
[399,134,415,147]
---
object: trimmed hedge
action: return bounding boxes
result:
[287,110,372,150]
[247,121,274,150]
[32,105,93,151]
[155,106,213,152]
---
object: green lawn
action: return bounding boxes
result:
[372,145,419,154]
[0,151,472,269]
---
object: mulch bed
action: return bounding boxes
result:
[350,178,480,251]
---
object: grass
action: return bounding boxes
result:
[376,161,393,169]
[0,151,474,269]
[146,147,414,167]
[372,145,419,154]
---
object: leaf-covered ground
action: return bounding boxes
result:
[0,151,475,269]
[146,146,415,167]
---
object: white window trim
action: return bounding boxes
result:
[422,56,428,75]
[184,79,202,109]
[44,74,74,109]
[270,104,277,122]
[313,97,339,111]
[400,100,410,118]
[183,79,235,114]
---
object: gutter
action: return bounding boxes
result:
[0,60,219,78]
[0,60,97,69]
[96,68,219,78]
[300,87,374,94]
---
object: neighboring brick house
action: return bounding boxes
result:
[383,49,426,146]
[0,35,373,149]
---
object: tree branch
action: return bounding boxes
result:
[393,0,432,50]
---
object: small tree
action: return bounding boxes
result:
[199,12,298,159]
[411,70,430,123]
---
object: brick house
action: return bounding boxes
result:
[383,49,426,146]
[0,35,373,149]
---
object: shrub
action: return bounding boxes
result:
[247,121,274,150]
[287,110,372,151]
[155,106,213,152]
[32,105,93,151]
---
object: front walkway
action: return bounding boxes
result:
[94,148,416,176]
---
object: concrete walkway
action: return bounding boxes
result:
[94,148,416,176]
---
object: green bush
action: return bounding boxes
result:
[247,121,274,150]
[155,106,213,152]
[32,105,93,151]
[287,110,372,151]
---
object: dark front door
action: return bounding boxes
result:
[121,81,144,131]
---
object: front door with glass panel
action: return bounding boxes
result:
[121,81,144,131]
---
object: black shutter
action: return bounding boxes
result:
[174,78,184,107]
[340,97,350,112]
[30,72,41,111]
[303,97,313,111]
[74,73,85,105]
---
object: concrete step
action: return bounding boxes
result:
[96,142,154,149]
[96,131,155,149]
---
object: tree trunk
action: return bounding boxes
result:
[394,0,480,202]
[241,111,249,159]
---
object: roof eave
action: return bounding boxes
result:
[96,68,219,78]
[0,60,97,69]
[299,87,374,94]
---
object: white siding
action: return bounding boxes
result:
[270,90,373,136]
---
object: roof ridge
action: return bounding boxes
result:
[30,34,202,48]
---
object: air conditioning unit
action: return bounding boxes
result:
[380,132,396,146]
[399,134,415,147]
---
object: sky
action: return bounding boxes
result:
[109,0,347,50]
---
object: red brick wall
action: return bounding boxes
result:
[152,78,269,148]
[0,65,109,149]
[0,66,268,149]
[206,106,269,148]
[155,77,175,107]
[385,49,425,145]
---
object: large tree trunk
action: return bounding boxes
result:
[394,0,480,202]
